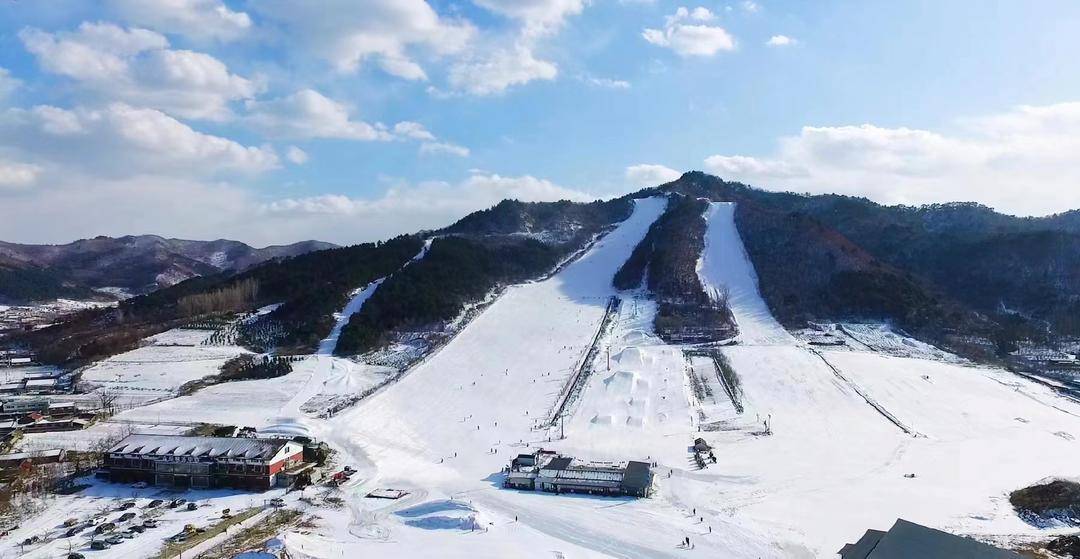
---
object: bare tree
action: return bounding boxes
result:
[96,388,120,417]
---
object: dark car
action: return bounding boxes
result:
[186,502,198,511]
[65,526,85,538]
[118,501,137,510]
[90,540,109,550]
[147,499,164,508]
[94,522,116,534]
[168,499,186,509]
[68,553,85,559]
[128,525,145,533]
[118,512,136,522]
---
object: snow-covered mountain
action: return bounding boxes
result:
[0,235,335,303]
[7,190,1080,558]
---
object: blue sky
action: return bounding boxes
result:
[1,1,1080,245]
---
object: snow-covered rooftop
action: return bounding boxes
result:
[108,434,290,460]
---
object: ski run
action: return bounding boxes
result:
[7,197,1080,558]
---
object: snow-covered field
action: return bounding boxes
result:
[79,329,251,407]
[6,197,1080,558]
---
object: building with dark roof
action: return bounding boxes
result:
[104,434,304,491]
[504,450,653,497]
[838,519,1022,559]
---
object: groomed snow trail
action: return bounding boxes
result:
[684,200,1080,555]
[317,239,431,356]
[317,279,385,355]
[698,201,795,346]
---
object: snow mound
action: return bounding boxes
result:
[621,329,649,345]
[602,370,650,393]
[614,347,650,369]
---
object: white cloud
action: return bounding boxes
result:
[285,146,309,165]
[448,44,558,96]
[766,35,795,47]
[445,0,588,96]
[0,174,260,245]
[702,101,1080,215]
[643,7,736,56]
[0,160,41,190]
[582,75,631,89]
[689,7,715,21]
[264,172,593,219]
[244,89,389,141]
[473,0,585,36]
[107,0,252,42]
[393,121,436,141]
[625,164,682,187]
[244,90,465,151]
[0,67,22,99]
[251,0,473,80]
[19,22,258,120]
[1,103,279,177]
[420,141,470,157]
[741,1,760,13]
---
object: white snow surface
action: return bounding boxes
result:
[11,197,1080,558]
[79,328,251,405]
[698,202,794,345]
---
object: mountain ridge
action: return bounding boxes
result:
[0,234,336,304]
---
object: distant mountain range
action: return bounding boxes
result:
[0,235,335,304]
[9,172,1080,376]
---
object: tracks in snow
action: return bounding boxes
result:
[810,349,920,437]
[545,295,621,427]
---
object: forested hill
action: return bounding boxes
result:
[10,197,634,366]
[649,171,1080,359]
[10,172,1080,370]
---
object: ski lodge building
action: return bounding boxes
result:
[103,434,305,491]
[504,450,652,497]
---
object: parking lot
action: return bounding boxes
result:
[1,477,292,558]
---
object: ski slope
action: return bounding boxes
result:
[13,197,1080,558]
[698,202,794,345]
[682,200,1080,553]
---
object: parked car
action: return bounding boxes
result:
[118,512,136,522]
[186,502,198,511]
[118,531,135,539]
[94,522,116,534]
[65,527,83,538]
[105,534,124,545]
[22,535,41,545]
[127,525,145,533]
[142,519,158,528]
[119,501,137,510]
[147,499,164,508]
[90,540,109,550]
[67,553,85,559]
[168,499,186,509]
[269,497,285,507]
[62,518,78,527]
[168,533,187,544]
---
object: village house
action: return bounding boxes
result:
[104,434,305,491]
